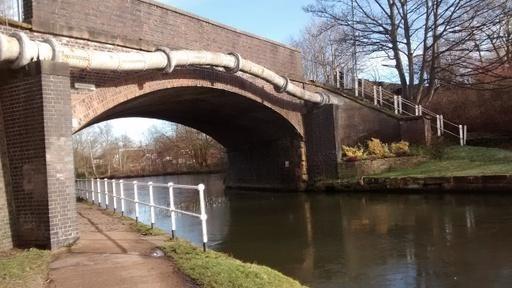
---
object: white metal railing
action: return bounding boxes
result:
[75,178,209,251]
[0,0,23,22]
[336,70,468,146]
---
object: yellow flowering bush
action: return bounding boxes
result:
[390,140,410,156]
[342,139,412,161]
[367,138,394,158]
[342,144,367,161]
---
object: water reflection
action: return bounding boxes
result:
[107,174,512,288]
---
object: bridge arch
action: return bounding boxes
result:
[71,68,308,190]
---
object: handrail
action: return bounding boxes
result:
[336,70,468,146]
[75,178,209,251]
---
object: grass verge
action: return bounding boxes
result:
[160,239,306,288]
[130,221,166,236]
[376,146,512,177]
[88,201,166,236]
[0,249,52,288]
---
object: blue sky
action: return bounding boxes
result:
[111,0,315,140]
[159,0,314,43]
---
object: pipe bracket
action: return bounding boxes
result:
[275,76,289,93]
[156,47,176,73]
[226,52,242,74]
[43,38,62,62]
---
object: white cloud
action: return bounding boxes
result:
[108,117,166,142]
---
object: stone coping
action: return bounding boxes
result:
[312,174,512,193]
[362,174,512,192]
[339,156,428,180]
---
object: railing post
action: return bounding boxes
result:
[343,67,348,89]
[464,125,468,145]
[436,115,442,136]
[379,86,383,106]
[373,86,377,105]
[419,105,423,116]
[85,180,89,201]
[149,182,155,229]
[91,178,95,204]
[112,180,117,213]
[459,125,464,146]
[133,181,139,223]
[120,180,125,216]
[440,115,444,134]
[335,69,340,88]
[415,105,419,116]
[97,178,101,207]
[104,178,109,209]
[361,79,365,98]
[398,96,403,114]
[354,76,359,97]
[198,184,208,252]
[16,0,22,22]
[393,96,398,114]
[168,182,176,239]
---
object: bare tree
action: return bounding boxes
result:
[72,131,90,178]
[144,122,226,172]
[305,0,511,104]
[74,121,226,177]
[117,134,135,174]
[95,123,118,175]
[290,20,358,84]
[73,126,101,178]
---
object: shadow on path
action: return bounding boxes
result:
[77,211,128,253]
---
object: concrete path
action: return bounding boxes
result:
[47,203,196,288]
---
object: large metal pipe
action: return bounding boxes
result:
[0,32,341,105]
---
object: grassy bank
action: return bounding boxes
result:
[160,240,306,288]
[0,249,51,288]
[376,146,512,178]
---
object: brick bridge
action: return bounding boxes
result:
[0,0,427,250]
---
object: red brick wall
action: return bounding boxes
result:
[27,0,304,79]
[0,61,78,249]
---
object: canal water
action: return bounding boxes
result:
[104,173,512,288]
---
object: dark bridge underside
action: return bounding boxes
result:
[82,87,305,190]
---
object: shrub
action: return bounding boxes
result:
[367,138,394,158]
[342,144,367,161]
[390,141,410,156]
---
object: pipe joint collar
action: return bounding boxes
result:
[10,31,35,69]
[43,38,62,62]
[226,52,242,74]
[318,92,332,105]
[156,47,176,73]
[275,76,289,93]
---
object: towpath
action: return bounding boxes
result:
[47,203,195,288]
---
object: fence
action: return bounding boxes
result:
[75,178,209,251]
[336,71,468,146]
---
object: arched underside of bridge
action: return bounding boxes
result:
[72,68,308,190]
